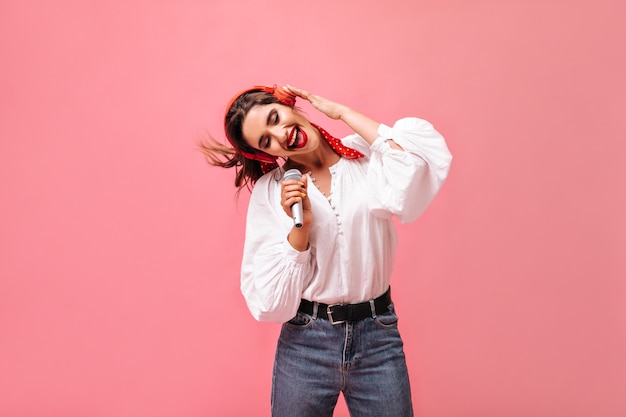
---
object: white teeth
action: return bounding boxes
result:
[288,127,298,147]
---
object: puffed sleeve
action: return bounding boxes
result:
[365,117,452,223]
[240,172,316,323]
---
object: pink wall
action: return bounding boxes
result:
[1,1,624,416]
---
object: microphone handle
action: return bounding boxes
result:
[283,169,304,228]
[292,200,303,228]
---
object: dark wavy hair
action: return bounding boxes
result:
[199,90,284,191]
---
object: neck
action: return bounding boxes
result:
[285,135,340,173]
[287,143,341,172]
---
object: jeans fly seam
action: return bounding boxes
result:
[341,322,349,388]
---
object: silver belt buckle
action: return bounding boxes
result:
[327,304,345,325]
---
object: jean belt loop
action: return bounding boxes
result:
[369,299,377,319]
[312,301,319,320]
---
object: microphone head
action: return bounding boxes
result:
[283,168,303,181]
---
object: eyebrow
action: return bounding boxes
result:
[257,108,277,148]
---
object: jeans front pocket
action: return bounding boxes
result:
[374,309,399,329]
[285,311,314,329]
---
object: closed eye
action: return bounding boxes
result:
[269,109,279,125]
[258,108,279,149]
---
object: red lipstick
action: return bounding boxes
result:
[287,126,308,149]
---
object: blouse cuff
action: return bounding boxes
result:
[369,123,393,154]
[377,123,393,139]
[282,239,311,263]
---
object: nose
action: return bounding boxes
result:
[268,125,289,146]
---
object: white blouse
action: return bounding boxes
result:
[240,117,452,323]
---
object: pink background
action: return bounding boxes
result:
[1,1,625,416]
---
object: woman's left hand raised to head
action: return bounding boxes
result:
[282,85,391,148]
[282,85,349,120]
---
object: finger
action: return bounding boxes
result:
[284,188,307,202]
[282,195,305,219]
[282,180,306,194]
[283,85,312,100]
[283,186,306,199]
[285,194,304,206]
[282,180,307,206]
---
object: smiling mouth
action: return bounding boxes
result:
[287,126,307,149]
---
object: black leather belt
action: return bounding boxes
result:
[297,287,392,325]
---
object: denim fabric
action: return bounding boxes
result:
[271,303,413,417]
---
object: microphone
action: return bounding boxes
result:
[283,169,304,228]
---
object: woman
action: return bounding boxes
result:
[201,84,452,417]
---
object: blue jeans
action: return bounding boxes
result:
[271,302,413,417]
